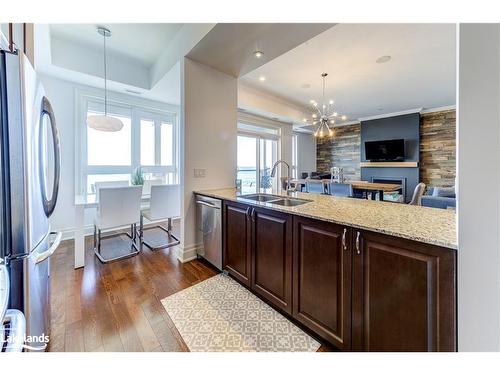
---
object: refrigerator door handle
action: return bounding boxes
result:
[35,231,61,264]
[39,96,61,218]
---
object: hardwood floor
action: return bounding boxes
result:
[48,224,333,352]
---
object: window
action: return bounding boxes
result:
[140,119,155,166]
[160,122,174,166]
[87,113,132,166]
[237,135,258,193]
[78,95,178,196]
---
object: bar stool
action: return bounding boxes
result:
[140,184,180,251]
[327,182,353,197]
[305,179,326,194]
[93,186,143,263]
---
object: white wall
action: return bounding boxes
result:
[39,74,180,239]
[458,23,500,351]
[296,133,316,176]
[179,58,237,262]
[238,83,309,125]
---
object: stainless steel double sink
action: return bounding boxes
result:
[238,193,312,207]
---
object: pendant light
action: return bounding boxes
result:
[86,26,124,132]
[306,73,347,138]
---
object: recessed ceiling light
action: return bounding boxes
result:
[254,50,264,58]
[259,76,266,82]
[376,55,392,64]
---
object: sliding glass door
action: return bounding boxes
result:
[259,138,278,190]
[237,135,258,193]
[237,134,278,194]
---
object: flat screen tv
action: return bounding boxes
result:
[365,139,405,162]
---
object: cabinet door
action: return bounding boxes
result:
[223,201,252,286]
[251,207,292,314]
[293,216,352,350]
[352,230,456,352]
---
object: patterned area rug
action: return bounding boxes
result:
[161,274,320,352]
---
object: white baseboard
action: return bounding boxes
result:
[177,243,202,263]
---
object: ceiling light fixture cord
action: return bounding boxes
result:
[322,74,325,105]
[86,27,124,132]
[103,29,107,117]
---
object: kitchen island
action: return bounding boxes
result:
[195,188,457,352]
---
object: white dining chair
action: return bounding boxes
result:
[93,185,143,263]
[140,184,180,251]
[94,180,130,202]
[142,178,163,196]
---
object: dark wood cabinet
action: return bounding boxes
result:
[223,201,252,286]
[351,229,456,352]
[219,197,456,352]
[292,216,352,350]
[251,207,292,314]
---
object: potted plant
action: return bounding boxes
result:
[132,167,144,186]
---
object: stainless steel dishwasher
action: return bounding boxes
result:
[196,195,222,270]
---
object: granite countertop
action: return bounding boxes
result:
[195,188,457,250]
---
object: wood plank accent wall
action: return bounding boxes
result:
[315,110,456,187]
[419,110,456,187]
[316,123,361,181]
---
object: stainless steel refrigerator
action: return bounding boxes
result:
[0,48,61,349]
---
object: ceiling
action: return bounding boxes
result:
[187,23,333,77]
[50,23,183,67]
[36,24,214,104]
[37,23,335,107]
[241,23,456,124]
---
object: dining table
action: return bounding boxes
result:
[290,179,402,201]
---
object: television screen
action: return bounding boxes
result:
[365,139,405,162]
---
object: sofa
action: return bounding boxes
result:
[421,186,456,210]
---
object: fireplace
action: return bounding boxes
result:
[372,177,407,202]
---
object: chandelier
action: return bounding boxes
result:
[307,73,346,138]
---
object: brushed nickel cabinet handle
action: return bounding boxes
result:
[342,228,347,251]
[355,231,361,255]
